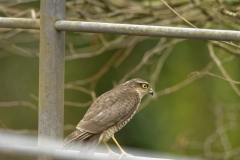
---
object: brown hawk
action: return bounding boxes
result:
[63,78,153,158]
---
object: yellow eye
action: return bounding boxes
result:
[141,83,148,89]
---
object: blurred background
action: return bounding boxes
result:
[0,0,240,160]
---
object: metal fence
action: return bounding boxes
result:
[0,0,239,160]
[0,130,173,160]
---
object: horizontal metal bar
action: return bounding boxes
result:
[55,20,240,41]
[0,130,173,160]
[0,145,168,160]
[0,130,201,160]
[0,17,40,29]
[0,17,239,41]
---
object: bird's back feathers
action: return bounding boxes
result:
[76,87,140,134]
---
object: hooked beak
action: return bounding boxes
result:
[149,88,154,96]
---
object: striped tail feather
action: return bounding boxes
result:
[62,130,101,156]
[62,130,92,149]
[80,133,102,156]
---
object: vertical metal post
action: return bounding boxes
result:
[39,1,65,160]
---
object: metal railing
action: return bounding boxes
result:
[1,17,240,41]
[0,130,175,160]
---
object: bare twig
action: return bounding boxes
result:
[140,58,215,111]
[65,35,126,60]
[150,43,172,90]
[68,50,122,85]
[211,41,240,57]
[64,101,93,108]
[64,84,93,95]
[0,120,37,134]
[161,0,197,28]
[190,71,240,84]
[208,43,240,97]
[161,0,240,50]
[215,0,240,19]
[119,39,185,84]
[114,36,141,67]
[0,101,37,111]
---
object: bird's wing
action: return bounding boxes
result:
[76,87,140,133]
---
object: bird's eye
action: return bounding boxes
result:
[141,83,148,89]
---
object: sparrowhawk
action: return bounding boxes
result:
[63,78,153,158]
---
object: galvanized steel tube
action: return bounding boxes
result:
[0,17,40,29]
[39,1,65,160]
[55,20,240,42]
[0,17,239,41]
[0,146,165,160]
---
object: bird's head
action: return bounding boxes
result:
[125,78,153,98]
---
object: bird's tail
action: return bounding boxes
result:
[62,130,92,149]
[62,130,101,156]
[80,133,101,155]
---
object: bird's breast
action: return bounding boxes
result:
[100,105,139,142]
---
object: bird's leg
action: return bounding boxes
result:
[111,136,132,159]
[103,141,118,156]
